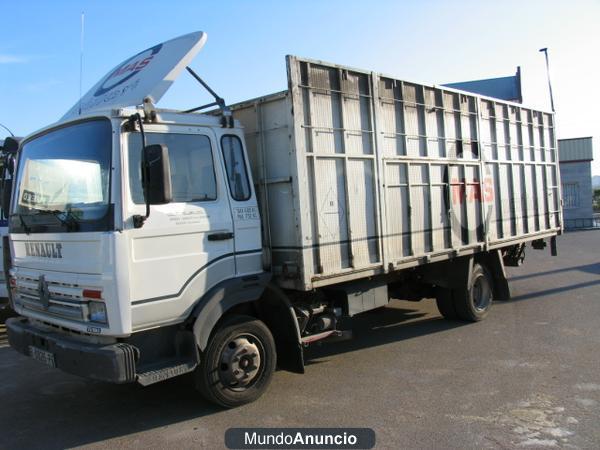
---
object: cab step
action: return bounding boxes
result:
[136,358,198,386]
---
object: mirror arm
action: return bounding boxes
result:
[0,138,19,220]
[129,113,150,228]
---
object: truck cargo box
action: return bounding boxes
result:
[231,56,562,291]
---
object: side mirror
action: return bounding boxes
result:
[1,179,11,218]
[143,144,172,205]
[2,137,19,156]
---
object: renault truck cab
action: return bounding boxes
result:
[6,32,275,407]
[8,108,261,332]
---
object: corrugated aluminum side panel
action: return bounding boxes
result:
[287,56,560,289]
[374,72,484,265]
[480,100,561,240]
[232,56,561,291]
[289,58,382,289]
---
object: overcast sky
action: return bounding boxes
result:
[1,0,599,175]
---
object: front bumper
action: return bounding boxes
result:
[6,317,138,383]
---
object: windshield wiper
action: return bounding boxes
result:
[52,210,80,231]
[39,209,80,231]
[10,213,31,234]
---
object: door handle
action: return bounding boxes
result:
[208,232,234,241]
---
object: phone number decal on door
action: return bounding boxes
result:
[233,206,259,221]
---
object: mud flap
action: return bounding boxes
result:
[258,284,305,374]
[487,250,511,301]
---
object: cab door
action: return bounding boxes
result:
[125,126,235,327]
[218,133,262,276]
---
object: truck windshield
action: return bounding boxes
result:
[10,119,112,233]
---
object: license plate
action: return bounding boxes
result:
[29,346,56,368]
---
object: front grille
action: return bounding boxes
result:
[15,275,97,323]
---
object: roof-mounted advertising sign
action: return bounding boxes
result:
[62,31,207,121]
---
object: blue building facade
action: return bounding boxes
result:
[558,137,594,229]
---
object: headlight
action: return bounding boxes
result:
[88,301,108,324]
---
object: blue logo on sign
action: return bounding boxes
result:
[94,43,162,97]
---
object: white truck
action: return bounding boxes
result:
[6,32,562,407]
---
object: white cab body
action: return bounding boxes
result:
[10,110,262,336]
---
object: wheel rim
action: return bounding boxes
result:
[218,333,264,391]
[472,274,492,312]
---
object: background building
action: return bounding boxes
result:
[443,67,522,103]
[558,137,594,229]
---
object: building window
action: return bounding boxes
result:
[562,182,579,209]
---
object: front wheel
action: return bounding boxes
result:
[194,315,276,408]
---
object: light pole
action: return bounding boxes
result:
[539,47,555,112]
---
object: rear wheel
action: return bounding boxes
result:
[435,262,494,322]
[435,287,458,320]
[195,315,276,408]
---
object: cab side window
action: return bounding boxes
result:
[221,135,251,201]
[128,133,217,204]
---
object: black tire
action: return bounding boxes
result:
[195,315,276,408]
[453,262,494,322]
[435,287,458,320]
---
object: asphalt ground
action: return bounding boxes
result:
[0,230,599,449]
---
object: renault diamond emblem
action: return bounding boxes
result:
[38,275,50,309]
